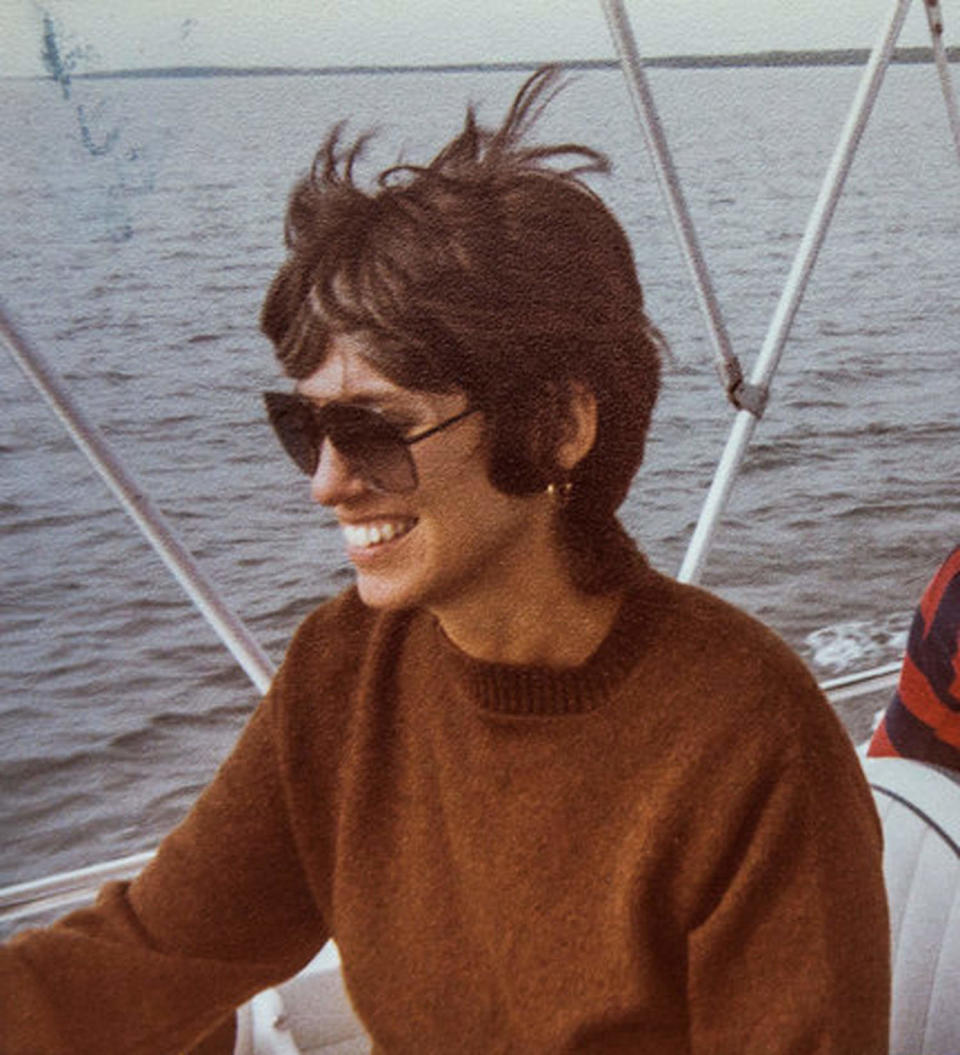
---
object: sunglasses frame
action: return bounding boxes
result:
[263,390,476,494]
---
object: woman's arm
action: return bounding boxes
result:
[0,697,327,1055]
[685,732,889,1053]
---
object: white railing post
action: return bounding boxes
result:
[0,306,276,693]
[599,0,755,409]
[678,0,914,583]
[923,0,960,163]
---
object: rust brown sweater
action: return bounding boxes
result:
[2,565,890,1053]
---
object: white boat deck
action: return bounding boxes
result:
[866,757,960,1054]
[235,942,367,1055]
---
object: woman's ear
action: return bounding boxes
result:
[556,381,597,472]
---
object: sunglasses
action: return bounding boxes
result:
[263,390,476,494]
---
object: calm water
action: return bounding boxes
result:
[1,64,959,892]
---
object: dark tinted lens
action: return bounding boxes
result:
[324,405,417,493]
[264,391,321,475]
[263,393,417,493]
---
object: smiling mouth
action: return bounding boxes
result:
[341,518,417,550]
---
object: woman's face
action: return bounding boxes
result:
[296,331,556,618]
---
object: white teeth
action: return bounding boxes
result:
[342,520,414,549]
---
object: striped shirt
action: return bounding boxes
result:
[869,546,960,770]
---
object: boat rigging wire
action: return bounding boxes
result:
[0,306,277,696]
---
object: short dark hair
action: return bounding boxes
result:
[261,67,663,593]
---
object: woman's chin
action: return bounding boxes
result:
[354,569,418,611]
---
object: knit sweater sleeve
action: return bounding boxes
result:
[0,647,330,1054]
[684,679,890,1053]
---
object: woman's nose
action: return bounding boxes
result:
[310,438,366,505]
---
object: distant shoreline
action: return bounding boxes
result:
[5,46,958,81]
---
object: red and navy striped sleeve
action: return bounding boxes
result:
[868,546,960,770]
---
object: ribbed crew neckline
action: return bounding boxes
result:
[428,560,670,716]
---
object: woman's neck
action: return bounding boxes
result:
[431,569,623,668]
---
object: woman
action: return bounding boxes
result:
[2,68,888,1053]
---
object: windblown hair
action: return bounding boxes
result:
[261,67,664,593]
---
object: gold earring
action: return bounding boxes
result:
[546,480,574,504]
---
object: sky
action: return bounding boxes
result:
[0,0,950,79]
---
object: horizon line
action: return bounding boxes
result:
[4,45,958,81]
